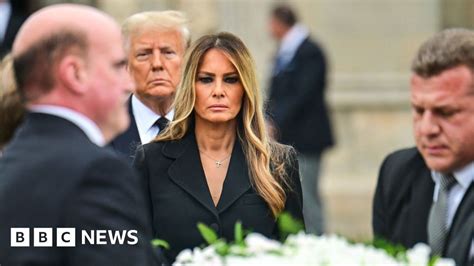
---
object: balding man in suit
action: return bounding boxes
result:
[0,4,161,265]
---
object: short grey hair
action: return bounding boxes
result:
[412,28,474,78]
[122,10,190,53]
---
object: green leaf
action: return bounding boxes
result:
[151,239,170,250]
[428,255,441,266]
[197,222,218,244]
[214,239,230,256]
[371,237,407,259]
[277,212,304,240]
[234,221,244,245]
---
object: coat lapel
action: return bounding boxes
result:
[109,97,141,162]
[444,182,473,265]
[163,132,253,216]
[407,165,434,245]
[217,139,252,213]
[165,132,219,217]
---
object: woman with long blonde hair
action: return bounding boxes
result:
[134,32,304,262]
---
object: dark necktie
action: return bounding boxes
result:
[154,117,169,135]
[428,173,458,255]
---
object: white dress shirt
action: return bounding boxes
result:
[0,1,11,42]
[431,163,474,259]
[131,95,174,144]
[275,23,309,72]
[29,105,105,147]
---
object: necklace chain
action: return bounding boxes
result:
[199,150,231,168]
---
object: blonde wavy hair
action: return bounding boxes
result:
[0,54,24,148]
[156,32,294,217]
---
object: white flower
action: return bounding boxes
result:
[226,254,285,266]
[244,233,282,254]
[432,258,456,266]
[174,249,193,265]
[173,246,223,266]
[406,243,431,266]
[173,232,453,266]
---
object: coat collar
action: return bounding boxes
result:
[163,131,252,215]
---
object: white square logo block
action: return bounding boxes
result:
[57,228,76,247]
[11,228,29,247]
[34,228,52,247]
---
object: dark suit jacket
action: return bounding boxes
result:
[0,10,27,58]
[133,131,304,262]
[267,37,334,155]
[0,113,156,266]
[373,147,473,266]
[109,97,141,164]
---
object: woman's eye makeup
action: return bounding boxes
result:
[224,76,239,84]
[196,73,240,84]
[197,76,214,83]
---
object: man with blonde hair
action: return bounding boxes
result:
[109,11,190,163]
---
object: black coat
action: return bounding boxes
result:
[133,131,304,262]
[0,113,157,265]
[267,37,334,155]
[0,10,27,58]
[109,97,141,164]
[373,147,473,266]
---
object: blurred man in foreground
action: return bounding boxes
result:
[0,4,159,265]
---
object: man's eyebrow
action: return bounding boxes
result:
[159,45,176,50]
[134,47,152,53]
[432,105,459,111]
[114,59,128,67]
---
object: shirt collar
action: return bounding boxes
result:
[278,24,309,57]
[28,105,105,146]
[431,162,474,189]
[131,94,174,133]
[0,1,11,42]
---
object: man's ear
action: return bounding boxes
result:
[57,55,88,95]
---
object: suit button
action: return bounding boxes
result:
[210,223,219,232]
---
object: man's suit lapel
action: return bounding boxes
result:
[405,163,434,245]
[217,139,252,213]
[109,97,141,162]
[444,182,473,265]
[164,132,219,218]
[273,38,309,78]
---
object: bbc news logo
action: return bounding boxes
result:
[11,228,138,247]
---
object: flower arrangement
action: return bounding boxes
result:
[171,214,455,266]
[174,232,455,266]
